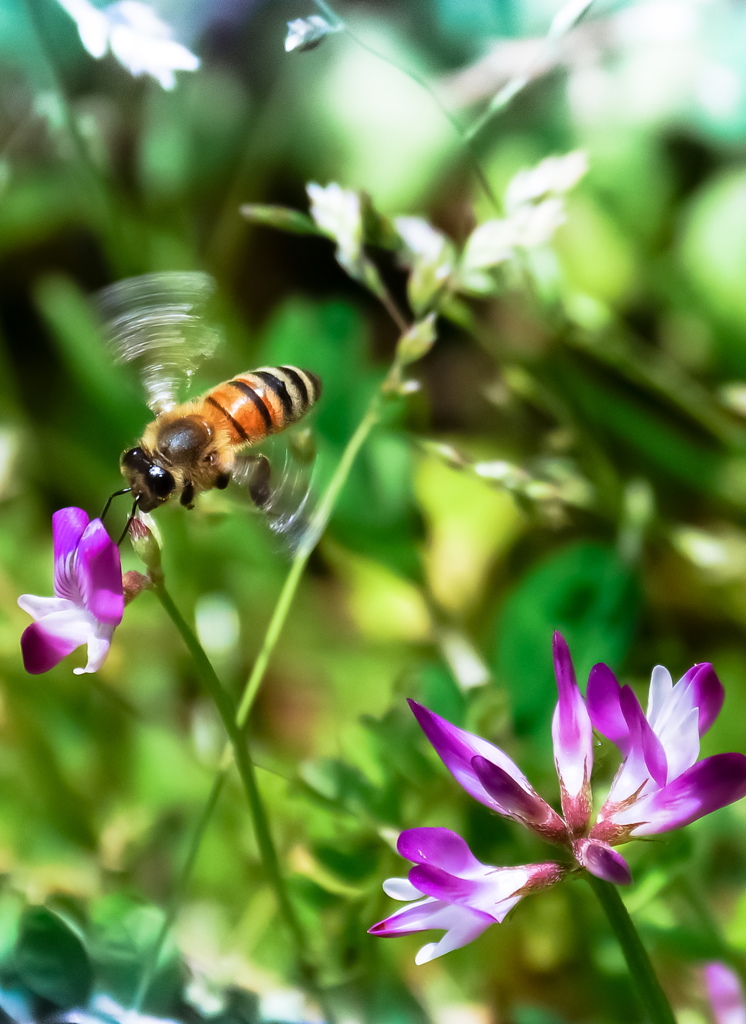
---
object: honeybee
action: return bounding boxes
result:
[98,272,321,537]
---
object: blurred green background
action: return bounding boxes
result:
[2,0,746,1021]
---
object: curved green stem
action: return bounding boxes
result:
[237,389,383,724]
[586,874,677,1024]
[152,583,334,1020]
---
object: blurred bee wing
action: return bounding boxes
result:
[231,436,318,552]
[96,271,221,414]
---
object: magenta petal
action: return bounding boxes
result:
[704,962,746,1024]
[20,622,81,674]
[407,700,531,814]
[586,663,630,752]
[575,839,632,886]
[398,828,482,874]
[628,753,746,836]
[620,686,668,787]
[76,520,124,625]
[471,756,553,823]
[52,507,89,563]
[552,631,577,694]
[551,632,593,809]
[409,864,482,905]
[687,663,725,736]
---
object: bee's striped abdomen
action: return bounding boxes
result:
[203,365,321,446]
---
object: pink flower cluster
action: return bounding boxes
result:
[370,633,746,963]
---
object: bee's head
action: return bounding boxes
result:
[120,447,176,513]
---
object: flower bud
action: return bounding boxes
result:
[128,516,162,582]
[122,570,152,605]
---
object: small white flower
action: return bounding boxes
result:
[306,182,363,274]
[56,0,199,90]
[505,150,588,212]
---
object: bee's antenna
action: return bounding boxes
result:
[117,496,140,546]
[101,487,132,522]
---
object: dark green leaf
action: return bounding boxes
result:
[493,542,640,735]
[15,906,92,1009]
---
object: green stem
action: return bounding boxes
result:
[237,389,383,725]
[587,874,677,1024]
[152,584,333,1019]
[310,0,499,212]
[463,0,599,143]
[132,770,227,1011]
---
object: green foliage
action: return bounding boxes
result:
[4,0,746,1021]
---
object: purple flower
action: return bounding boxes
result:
[587,661,746,848]
[371,633,746,961]
[704,962,746,1024]
[18,508,124,675]
[368,827,564,963]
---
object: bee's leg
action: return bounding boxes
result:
[118,497,140,545]
[180,481,195,509]
[101,487,132,522]
[247,454,272,508]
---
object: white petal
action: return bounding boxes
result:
[646,665,673,726]
[18,595,75,619]
[660,705,700,780]
[77,9,110,58]
[413,905,492,963]
[383,877,421,901]
[73,622,115,675]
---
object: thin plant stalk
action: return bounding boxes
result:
[464,0,599,143]
[586,874,677,1024]
[133,329,406,1019]
[237,389,383,724]
[309,0,500,212]
[131,769,227,1011]
[151,583,335,1021]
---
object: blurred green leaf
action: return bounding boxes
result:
[493,541,640,735]
[240,205,321,236]
[15,906,92,1009]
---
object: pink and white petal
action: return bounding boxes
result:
[471,755,564,832]
[620,753,746,836]
[621,686,668,787]
[586,663,630,752]
[398,827,484,874]
[551,633,593,808]
[687,663,724,736]
[408,700,532,814]
[20,610,91,675]
[75,520,123,625]
[382,877,421,901]
[413,905,496,965]
[704,962,746,1024]
[659,705,700,781]
[73,624,115,675]
[52,507,90,599]
[605,689,665,805]
[574,838,632,886]
[409,863,530,915]
[368,897,440,936]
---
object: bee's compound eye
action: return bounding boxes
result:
[121,447,149,471]
[147,465,175,498]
